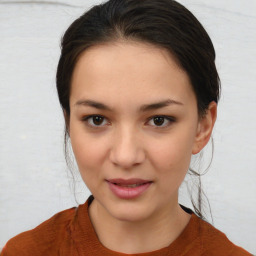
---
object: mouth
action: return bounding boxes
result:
[106,178,153,199]
[113,183,147,188]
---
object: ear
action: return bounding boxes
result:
[192,101,217,155]
[63,110,70,136]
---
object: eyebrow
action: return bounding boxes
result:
[75,98,183,112]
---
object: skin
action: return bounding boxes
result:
[68,40,217,254]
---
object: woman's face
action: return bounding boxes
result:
[69,41,208,222]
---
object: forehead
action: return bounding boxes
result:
[73,41,184,81]
[70,41,196,109]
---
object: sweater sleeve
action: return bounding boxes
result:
[1,207,77,256]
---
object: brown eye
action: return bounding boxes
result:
[153,117,165,126]
[148,115,176,128]
[92,116,104,125]
[82,115,108,127]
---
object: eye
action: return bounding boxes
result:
[82,115,175,129]
[82,115,109,128]
[147,115,175,128]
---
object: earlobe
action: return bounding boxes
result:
[192,101,217,155]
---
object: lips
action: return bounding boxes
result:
[106,178,153,199]
[107,178,152,186]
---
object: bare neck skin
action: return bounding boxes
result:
[88,196,191,254]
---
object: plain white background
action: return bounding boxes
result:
[0,0,255,254]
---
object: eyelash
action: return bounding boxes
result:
[81,115,176,129]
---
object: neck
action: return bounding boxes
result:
[88,198,191,254]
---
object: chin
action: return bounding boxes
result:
[106,200,154,223]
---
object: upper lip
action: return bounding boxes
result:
[107,178,152,185]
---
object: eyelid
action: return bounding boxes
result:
[82,114,110,128]
[146,115,176,128]
[81,115,176,129]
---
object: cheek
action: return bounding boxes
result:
[70,135,108,194]
[150,132,195,187]
[69,124,106,181]
[152,134,194,169]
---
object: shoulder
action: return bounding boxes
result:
[196,216,253,256]
[1,206,77,256]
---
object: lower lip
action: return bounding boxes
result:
[107,181,152,199]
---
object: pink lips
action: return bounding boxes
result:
[106,178,152,199]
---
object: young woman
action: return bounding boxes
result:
[1,0,253,255]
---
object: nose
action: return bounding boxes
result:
[109,126,145,169]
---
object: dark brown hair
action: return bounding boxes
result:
[56,0,220,220]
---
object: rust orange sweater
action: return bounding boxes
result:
[1,196,252,256]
